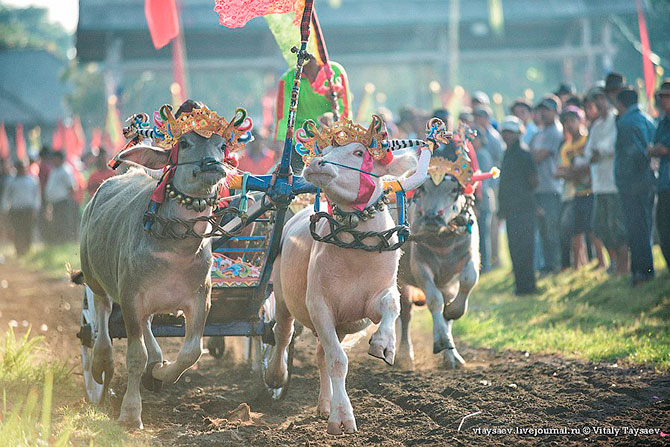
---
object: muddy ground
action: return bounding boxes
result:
[1,262,669,446]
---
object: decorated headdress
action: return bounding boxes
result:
[123,104,254,154]
[425,122,499,193]
[426,122,475,187]
[295,115,391,166]
[117,102,254,207]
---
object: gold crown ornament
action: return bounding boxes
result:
[150,104,254,151]
[295,115,389,165]
[426,123,475,187]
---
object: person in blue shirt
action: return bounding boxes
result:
[614,88,656,285]
[649,80,670,272]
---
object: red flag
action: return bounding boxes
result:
[52,120,65,151]
[90,127,103,151]
[636,0,655,102]
[64,124,78,162]
[15,124,26,161]
[171,33,188,103]
[145,0,180,49]
[0,122,9,160]
[74,115,86,156]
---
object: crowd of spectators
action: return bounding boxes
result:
[0,148,114,256]
[1,73,668,293]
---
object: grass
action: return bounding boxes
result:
[415,246,670,370]
[0,326,148,447]
[2,242,80,279]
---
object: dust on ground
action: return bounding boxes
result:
[1,262,668,446]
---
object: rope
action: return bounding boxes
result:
[309,211,410,252]
[319,160,381,178]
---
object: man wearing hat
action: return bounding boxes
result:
[584,86,628,275]
[649,80,670,271]
[498,116,538,294]
[529,94,564,274]
[614,88,656,285]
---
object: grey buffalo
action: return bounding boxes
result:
[397,155,480,370]
[71,101,241,428]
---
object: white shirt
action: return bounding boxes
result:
[45,163,76,203]
[2,174,41,211]
[583,111,618,194]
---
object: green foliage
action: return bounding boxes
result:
[0,5,72,58]
[19,242,80,279]
[423,248,670,370]
[0,327,144,446]
[0,326,69,387]
[63,61,107,131]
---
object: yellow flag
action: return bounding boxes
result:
[488,0,504,36]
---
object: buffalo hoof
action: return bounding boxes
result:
[264,367,288,389]
[433,339,452,354]
[142,361,163,392]
[327,419,357,435]
[442,347,466,369]
[395,355,415,371]
[316,402,331,419]
[92,345,113,385]
[118,416,143,431]
[368,343,395,366]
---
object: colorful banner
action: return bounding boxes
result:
[105,96,124,151]
[215,0,301,29]
[0,122,9,160]
[52,120,65,151]
[15,123,26,161]
[636,0,655,102]
[145,0,180,49]
[488,0,504,36]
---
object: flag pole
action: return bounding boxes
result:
[277,0,314,177]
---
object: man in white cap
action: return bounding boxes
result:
[498,116,538,295]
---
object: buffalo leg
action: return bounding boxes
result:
[264,290,295,388]
[151,287,209,384]
[367,288,400,366]
[118,302,147,429]
[315,340,332,418]
[415,269,452,354]
[92,292,114,385]
[309,298,356,435]
[395,285,415,370]
[142,316,163,391]
[442,259,478,368]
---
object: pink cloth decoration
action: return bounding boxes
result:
[214,0,298,28]
[352,152,376,212]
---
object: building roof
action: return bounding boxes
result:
[0,50,68,126]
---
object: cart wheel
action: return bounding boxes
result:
[207,337,226,359]
[80,286,110,405]
[253,294,295,401]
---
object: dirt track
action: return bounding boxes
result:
[1,262,669,446]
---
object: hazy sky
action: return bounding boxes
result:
[3,0,79,32]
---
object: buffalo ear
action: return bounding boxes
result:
[114,145,170,170]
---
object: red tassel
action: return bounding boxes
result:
[380,150,393,166]
[225,156,238,168]
[464,184,474,195]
